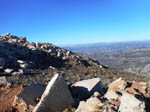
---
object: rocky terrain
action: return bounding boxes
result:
[65,41,150,76]
[0,33,150,112]
[0,74,150,112]
[0,33,104,86]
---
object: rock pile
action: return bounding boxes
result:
[0,33,102,86]
[0,33,74,74]
[0,74,149,112]
[75,78,150,112]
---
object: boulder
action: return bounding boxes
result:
[71,78,102,98]
[108,78,127,91]
[14,83,45,112]
[75,94,118,112]
[33,73,74,112]
[118,92,146,112]
[4,68,14,73]
[104,89,121,101]
[18,37,26,43]
[125,81,147,96]
[75,96,101,112]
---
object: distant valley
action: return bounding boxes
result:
[65,41,150,76]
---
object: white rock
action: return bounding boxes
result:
[118,92,146,112]
[57,51,61,57]
[66,51,70,56]
[104,90,121,101]
[75,96,101,112]
[4,68,14,73]
[72,78,102,96]
[33,73,74,112]
[49,66,55,69]
[20,63,28,68]
[35,42,40,48]
[27,44,36,49]
[17,60,25,64]
[11,38,18,43]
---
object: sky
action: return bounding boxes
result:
[0,0,150,45]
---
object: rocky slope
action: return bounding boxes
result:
[0,33,103,86]
[0,75,150,112]
[0,33,150,112]
[0,33,150,88]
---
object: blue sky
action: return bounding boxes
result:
[0,0,150,45]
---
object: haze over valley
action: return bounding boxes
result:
[65,40,150,76]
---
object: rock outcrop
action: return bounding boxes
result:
[71,78,102,100]
[75,78,150,112]
[118,92,146,112]
[33,73,74,112]
[0,33,105,86]
[13,83,45,112]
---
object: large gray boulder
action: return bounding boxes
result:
[71,78,102,98]
[14,83,45,106]
[118,92,146,112]
[33,73,74,112]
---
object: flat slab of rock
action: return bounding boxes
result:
[71,78,102,97]
[33,73,74,112]
[15,83,45,106]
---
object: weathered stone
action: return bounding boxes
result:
[17,60,24,64]
[0,33,10,37]
[33,73,74,112]
[0,85,23,112]
[104,90,121,101]
[20,63,28,69]
[13,38,18,42]
[27,43,36,49]
[71,78,102,97]
[108,78,127,91]
[18,37,26,43]
[118,92,146,112]
[66,51,70,56]
[75,96,101,112]
[12,72,23,76]
[93,91,101,97]
[14,83,45,107]
[4,68,14,73]
[126,81,147,96]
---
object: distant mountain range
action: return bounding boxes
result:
[65,40,150,52]
[64,40,150,76]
